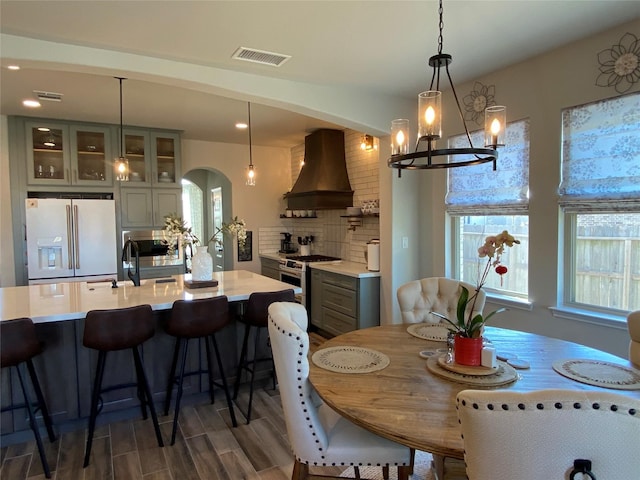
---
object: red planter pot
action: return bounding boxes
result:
[454,335,483,366]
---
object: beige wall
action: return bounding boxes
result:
[414,19,640,357]
[181,138,292,274]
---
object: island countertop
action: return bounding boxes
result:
[0,271,302,323]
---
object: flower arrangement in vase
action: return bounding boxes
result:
[431,230,520,365]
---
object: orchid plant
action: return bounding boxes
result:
[432,230,520,338]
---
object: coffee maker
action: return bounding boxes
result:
[280,232,296,253]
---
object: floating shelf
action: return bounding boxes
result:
[280,214,318,219]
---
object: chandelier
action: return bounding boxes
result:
[388,0,506,176]
[114,77,129,181]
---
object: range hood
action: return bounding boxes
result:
[285,129,354,210]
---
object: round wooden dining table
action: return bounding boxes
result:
[308,324,640,461]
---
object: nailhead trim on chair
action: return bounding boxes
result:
[271,317,407,469]
[458,397,638,417]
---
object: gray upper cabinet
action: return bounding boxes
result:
[26,121,71,185]
[120,187,182,228]
[26,121,113,187]
[71,125,113,185]
[152,132,181,188]
[121,130,181,188]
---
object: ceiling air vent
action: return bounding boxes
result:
[34,90,63,102]
[232,47,291,67]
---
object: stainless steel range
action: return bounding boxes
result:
[278,255,341,307]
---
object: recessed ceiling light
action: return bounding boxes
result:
[7,65,20,71]
[23,99,41,108]
[236,122,248,129]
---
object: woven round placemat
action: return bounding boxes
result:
[426,355,519,387]
[552,359,640,390]
[407,323,449,342]
[311,346,390,374]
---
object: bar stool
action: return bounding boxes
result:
[163,296,238,445]
[1,318,56,478]
[82,304,164,467]
[232,289,295,423]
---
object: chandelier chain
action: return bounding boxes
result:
[437,0,444,55]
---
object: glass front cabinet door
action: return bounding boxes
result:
[124,130,151,185]
[152,132,181,187]
[26,122,70,185]
[71,125,113,185]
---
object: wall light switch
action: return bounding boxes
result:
[402,237,409,249]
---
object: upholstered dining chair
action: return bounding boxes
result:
[397,277,485,324]
[627,310,640,367]
[268,301,412,480]
[457,389,640,480]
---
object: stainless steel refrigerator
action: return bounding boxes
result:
[25,198,117,284]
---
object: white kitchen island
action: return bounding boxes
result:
[0,271,300,443]
[0,270,301,323]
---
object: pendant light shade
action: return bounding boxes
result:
[246,102,256,186]
[114,77,129,181]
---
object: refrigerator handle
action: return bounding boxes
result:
[74,204,80,269]
[66,205,73,269]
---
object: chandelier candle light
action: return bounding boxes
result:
[388,0,506,176]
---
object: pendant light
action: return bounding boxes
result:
[246,102,256,186]
[114,77,129,181]
[388,0,506,176]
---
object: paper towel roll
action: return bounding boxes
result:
[367,242,380,271]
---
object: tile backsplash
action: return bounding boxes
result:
[259,129,380,264]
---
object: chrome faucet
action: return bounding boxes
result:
[122,238,141,287]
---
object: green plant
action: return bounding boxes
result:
[431,230,520,338]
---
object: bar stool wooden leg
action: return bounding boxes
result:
[163,336,182,416]
[131,346,164,448]
[84,351,107,468]
[16,363,52,479]
[209,334,238,427]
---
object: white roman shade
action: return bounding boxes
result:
[446,119,530,215]
[559,92,640,212]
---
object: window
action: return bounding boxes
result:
[447,119,530,298]
[559,92,640,314]
[181,179,204,244]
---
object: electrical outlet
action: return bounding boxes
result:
[402,236,409,249]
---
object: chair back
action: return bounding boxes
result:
[627,310,640,367]
[83,304,154,351]
[243,289,295,327]
[1,317,42,368]
[397,277,485,324]
[268,301,329,462]
[167,296,230,338]
[457,389,640,480]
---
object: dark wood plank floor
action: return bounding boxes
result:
[0,333,350,480]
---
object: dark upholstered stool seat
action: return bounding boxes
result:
[163,296,237,445]
[82,305,163,467]
[232,289,295,423]
[1,318,56,478]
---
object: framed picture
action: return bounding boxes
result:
[238,231,252,262]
